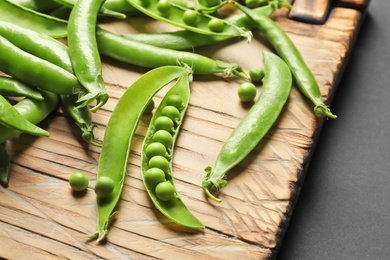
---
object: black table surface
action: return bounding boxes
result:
[277,1,390,259]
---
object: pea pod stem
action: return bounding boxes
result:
[0,0,68,38]
[202,51,292,202]
[68,0,109,112]
[235,2,336,119]
[141,75,204,229]
[89,66,192,242]
[96,28,250,80]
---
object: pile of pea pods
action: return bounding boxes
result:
[0,0,336,241]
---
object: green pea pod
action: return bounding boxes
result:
[68,0,109,112]
[127,0,252,41]
[9,0,61,11]
[141,75,204,229]
[0,143,11,187]
[0,90,59,144]
[88,66,192,242]
[0,76,43,100]
[0,95,49,137]
[96,28,250,80]
[235,2,336,118]
[0,21,74,74]
[0,0,68,38]
[0,35,82,95]
[202,51,292,202]
[121,2,283,50]
[52,0,127,19]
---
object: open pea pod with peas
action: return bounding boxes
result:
[141,74,204,229]
[89,66,194,242]
[126,0,252,41]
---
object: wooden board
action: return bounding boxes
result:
[0,1,369,259]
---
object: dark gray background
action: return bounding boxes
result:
[277,0,390,259]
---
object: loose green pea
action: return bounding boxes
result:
[161,105,181,121]
[238,82,257,102]
[144,168,166,187]
[156,0,171,14]
[145,142,167,158]
[152,130,173,148]
[69,171,89,192]
[249,66,265,82]
[208,18,224,32]
[165,94,183,109]
[154,116,174,132]
[148,155,170,173]
[182,9,198,26]
[155,181,175,201]
[95,176,115,198]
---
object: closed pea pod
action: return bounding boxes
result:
[141,74,204,228]
[202,51,292,202]
[9,0,61,11]
[67,0,109,112]
[0,76,43,100]
[96,28,250,79]
[88,66,192,242]
[0,0,68,38]
[0,94,49,137]
[235,3,336,118]
[127,0,251,40]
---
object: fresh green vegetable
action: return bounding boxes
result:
[67,0,109,111]
[94,176,115,198]
[0,0,68,38]
[203,51,292,202]
[236,2,336,118]
[141,74,204,228]
[88,66,192,242]
[249,66,265,82]
[9,0,61,11]
[0,76,43,100]
[69,171,89,191]
[238,82,257,102]
[0,143,11,187]
[96,28,250,79]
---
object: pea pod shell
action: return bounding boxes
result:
[142,75,204,229]
[0,76,43,100]
[0,143,10,186]
[0,0,68,38]
[89,66,192,242]
[202,51,292,202]
[10,0,61,11]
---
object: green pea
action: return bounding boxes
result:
[154,116,174,132]
[155,181,175,201]
[238,82,257,102]
[161,105,181,121]
[94,176,115,198]
[249,66,265,83]
[182,9,198,26]
[156,0,171,14]
[69,171,89,192]
[208,18,224,32]
[144,168,166,187]
[152,130,173,148]
[144,99,155,113]
[148,155,170,173]
[165,94,183,109]
[145,142,167,158]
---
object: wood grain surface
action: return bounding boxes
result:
[0,1,369,259]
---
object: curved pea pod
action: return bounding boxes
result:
[0,0,68,38]
[0,143,10,187]
[68,0,109,112]
[141,75,204,229]
[202,51,292,202]
[0,94,49,137]
[121,2,284,50]
[0,76,43,100]
[96,28,250,80]
[0,35,82,95]
[88,66,193,242]
[9,0,61,11]
[0,90,59,144]
[235,2,336,119]
[127,0,252,41]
